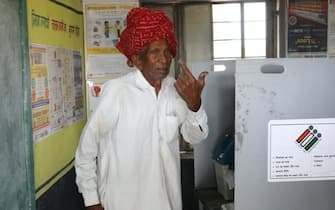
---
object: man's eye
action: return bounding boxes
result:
[149,49,160,55]
[164,50,172,57]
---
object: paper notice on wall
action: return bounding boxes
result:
[84,3,137,78]
[287,0,328,58]
[47,47,84,129]
[328,0,335,57]
[86,80,104,118]
[47,47,65,132]
[30,44,84,142]
[268,118,335,182]
[85,3,137,55]
[87,54,133,78]
[30,45,51,142]
[86,78,118,118]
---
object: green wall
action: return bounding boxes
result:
[0,0,35,209]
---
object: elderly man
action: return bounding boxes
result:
[75,7,208,210]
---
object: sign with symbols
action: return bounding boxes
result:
[268,118,335,182]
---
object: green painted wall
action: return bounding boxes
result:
[0,0,35,209]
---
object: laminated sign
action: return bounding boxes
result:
[268,118,335,182]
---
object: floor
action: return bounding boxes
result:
[36,157,199,210]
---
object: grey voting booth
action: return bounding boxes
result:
[192,59,335,210]
[235,58,335,210]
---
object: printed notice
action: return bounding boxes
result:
[84,3,137,78]
[30,45,50,142]
[268,118,335,182]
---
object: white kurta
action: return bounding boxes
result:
[75,70,208,210]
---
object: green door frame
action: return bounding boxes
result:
[19,0,36,209]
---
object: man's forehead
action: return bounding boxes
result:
[147,39,170,50]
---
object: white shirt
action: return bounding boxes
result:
[75,70,208,210]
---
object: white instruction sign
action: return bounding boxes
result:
[268,118,335,182]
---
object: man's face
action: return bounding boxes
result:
[136,39,172,85]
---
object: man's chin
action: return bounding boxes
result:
[155,70,169,78]
[155,75,168,81]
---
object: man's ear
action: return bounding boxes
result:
[127,59,134,67]
[131,54,143,71]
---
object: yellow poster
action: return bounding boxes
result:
[85,3,137,55]
[28,0,84,141]
[27,0,85,197]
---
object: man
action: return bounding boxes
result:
[75,7,208,210]
[104,21,110,38]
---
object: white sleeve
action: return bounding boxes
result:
[180,104,209,145]
[74,82,118,207]
[75,104,102,206]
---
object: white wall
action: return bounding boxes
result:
[184,4,212,63]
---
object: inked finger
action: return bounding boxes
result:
[178,59,193,78]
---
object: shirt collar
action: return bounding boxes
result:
[134,70,153,91]
[134,69,171,92]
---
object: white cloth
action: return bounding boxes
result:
[75,70,208,210]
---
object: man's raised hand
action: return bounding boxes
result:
[174,60,208,112]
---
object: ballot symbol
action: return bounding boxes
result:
[295,125,322,152]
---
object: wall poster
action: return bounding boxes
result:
[28,3,84,142]
[30,45,50,141]
[30,44,84,142]
[287,0,328,57]
[328,0,335,57]
[84,2,137,78]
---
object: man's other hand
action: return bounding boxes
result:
[87,204,104,210]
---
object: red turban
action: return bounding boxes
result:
[116,7,177,60]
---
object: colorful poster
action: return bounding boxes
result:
[328,0,335,57]
[30,45,84,142]
[287,0,328,57]
[85,3,136,55]
[30,45,51,142]
[268,118,335,182]
[47,47,84,132]
[84,3,137,78]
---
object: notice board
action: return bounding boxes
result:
[27,0,86,198]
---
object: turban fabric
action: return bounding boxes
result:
[116,7,177,60]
